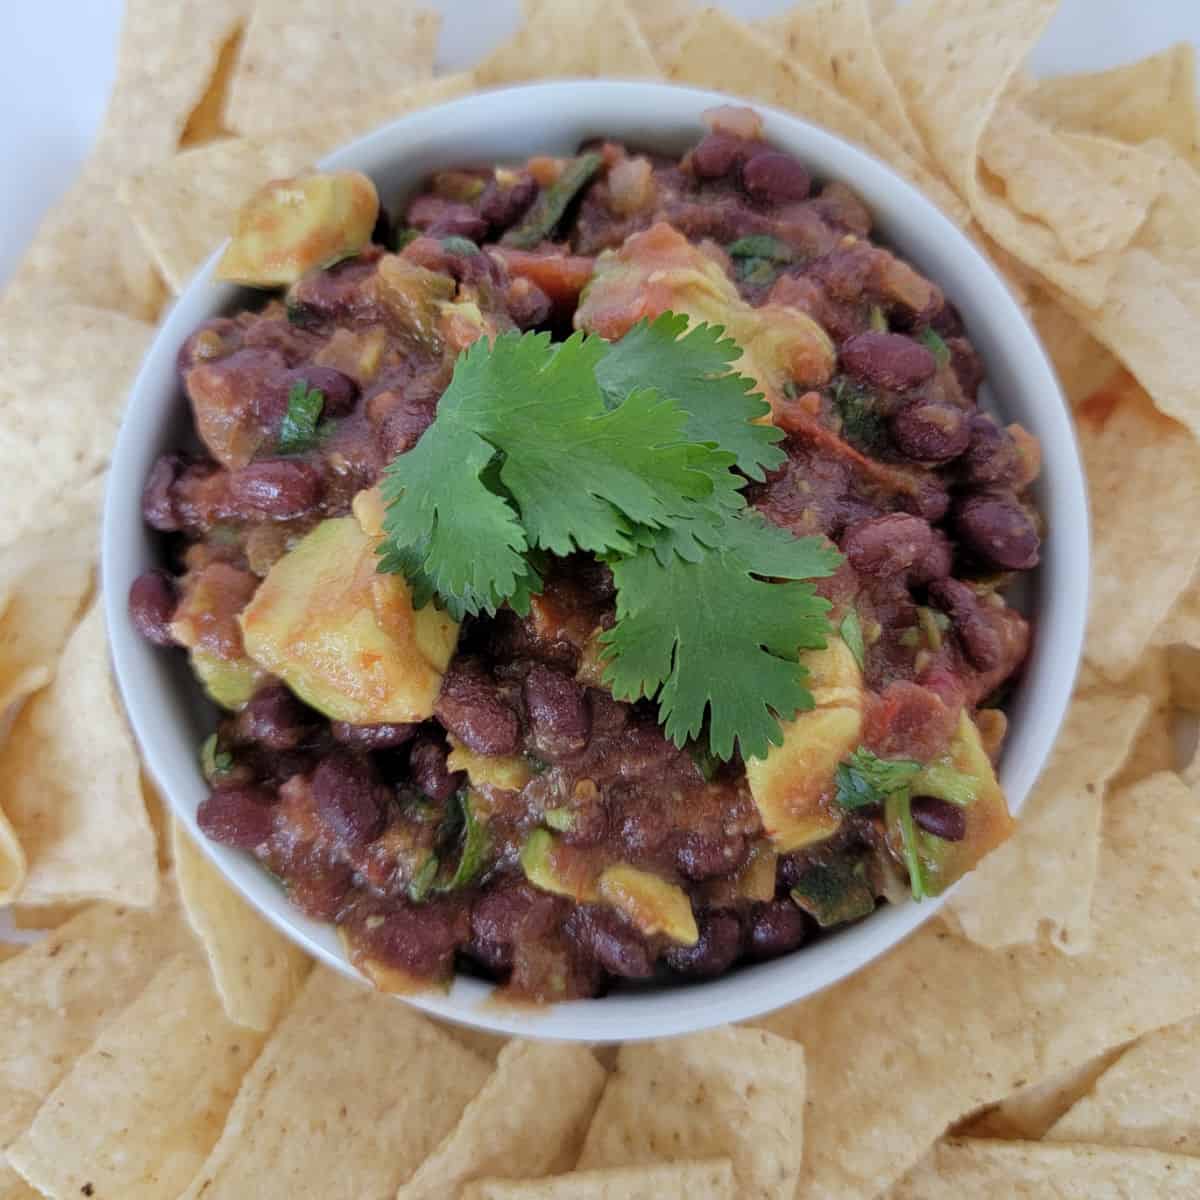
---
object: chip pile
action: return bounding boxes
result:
[1,1,1198,1196]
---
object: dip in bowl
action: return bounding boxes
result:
[104,81,1088,1042]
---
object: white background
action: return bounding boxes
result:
[1,0,1198,288]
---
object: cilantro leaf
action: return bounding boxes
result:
[831,378,885,451]
[600,511,839,761]
[379,329,727,616]
[594,313,785,480]
[839,610,866,672]
[918,327,951,367]
[278,381,326,454]
[834,747,922,811]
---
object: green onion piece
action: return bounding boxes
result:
[918,327,951,367]
[407,854,439,902]
[868,304,888,332]
[438,791,490,892]
[199,733,233,783]
[886,792,927,901]
[502,152,603,249]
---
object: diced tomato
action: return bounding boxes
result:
[489,246,595,306]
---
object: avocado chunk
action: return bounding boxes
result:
[240,516,459,724]
[445,737,532,793]
[790,856,876,928]
[190,649,266,711]
[519,829,598,903]
[597,865,699,946]
[744,637,864,852]
[216,170,379,287]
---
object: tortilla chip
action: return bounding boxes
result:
[226,0,439,138]
[476,0,659,86]
[177,967,490,1199]
[1074,374,1200,681]
[399,1040,606,1200]
[0,302,151,546]
[889,1138,1200,1197]
[1046,1015,1200,1154]
[1055,154,1200,439]
[0,601,158,909]
[958,1047,1127,1140]
[624,0,697,59]
[172,821,310,1032]
[980,101,1163,261]
[1028,286,1119,406]
[122,74,476,293]
[1159,579,1200,713]
[758,0,930,166]
[433,1021,510,1062]
[462,1160,737,1200]
[7,952,264,1200]
[662,9,968,225]
[947,684,1150,953]
[11,904,88,931]
[0,898,189,1147]
[0,1165,37,1200]
[578,1027,806,1200]
[1029,43,1200,167]
[758,770,1200,1199]
[181,28,244,146]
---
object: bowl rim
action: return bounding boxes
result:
[103,78,1090,1043]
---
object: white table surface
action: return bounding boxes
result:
[1,0,1197,289]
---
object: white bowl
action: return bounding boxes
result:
[104,80,1089,1043]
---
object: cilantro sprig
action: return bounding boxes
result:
[378,312,841,760]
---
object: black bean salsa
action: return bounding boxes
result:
[130,106,1040,1001]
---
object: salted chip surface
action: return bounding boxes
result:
[177,967,490,1200]
[172,821,310,1032]
[462,1160,736,1200]
[980,101,1163,261]
[1046,1015,1200,1154]
[947,684,1150,953]
[759,771,1200,1199]
[7,952,264,1200]
[1075,374,1200,681]
[578,1026,805,1200]
[624,0,698,59]
[122,74,476,292]
[227,0,439,138]
[0,303,151,546]
[475,0,659,85]
[399,1039,606,1200]
[0,898,189,1147]
[888,1138,1200,1198]
[758,0,929,165]
[662,8,967,224]
[0,600,158,909]
[1028,42,1200,166]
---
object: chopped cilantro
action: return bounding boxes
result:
[834,747,922,811]
[912,762,978,806]
[918,327,951,367]
[438,791,489,892]
[727,235,795,264]
[789,857,875,927]
[277,381,327,454]
[831,377,885,450]
[886,791,927,900]
[839,609,866,672]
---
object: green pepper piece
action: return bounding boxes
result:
[501,152,604,249]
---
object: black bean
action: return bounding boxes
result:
[311,751,386,848]
[954,491,1040,570]
[690,132,755,179]
[435,662,521,756]
[128,570,177,646]
[746,901,808,961]
[280,365,359,416]
[479,173,537,232]
[227,460,322,519]
[523,665,589,756]
[409,737,463,804]
[569,907,654,979]
[141,454,184,532]
[912,796,967,841]
[406,194,488,240]
[197,784,276,849]
[331,721,418,751]
[841,331,937,391]
[673,831,750,881]
[741,149,811,203]
[505,277,552,330]
[359,900,468,979]
[927,578,1003,670]
[665,912,744,977]
[909,529,954,587]
[840,513,934,578]
[890,400,970,463]
[960,415,1023,487]
[235,684,314,750]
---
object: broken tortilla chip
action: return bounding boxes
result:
[578,1026,806,1200]
[0,600,159,909]
[399,1040,606,1200]
[172,820,310,1032]
[226,0,439,138]
[6,952,265,1200]
[463,1160,737,1200]
[177,968,491,1200]
[889,1138,1200,1198]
